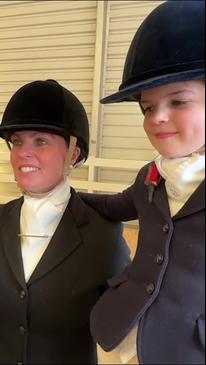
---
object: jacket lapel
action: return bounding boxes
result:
[1,197,27,290]
[28,189,90,285]
[152,179,171,221]
[174,179,205,220]
[151,179,205,220]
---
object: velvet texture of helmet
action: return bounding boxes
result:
[101,0,205,104]
[0,79,89,162]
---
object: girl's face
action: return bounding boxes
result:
[10,131,79,194]
[140,81,205,158]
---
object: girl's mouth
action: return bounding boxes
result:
[155,132,178,139]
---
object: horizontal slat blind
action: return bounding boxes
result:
[0,0,97,116]
[0,0,97,200]
[0,1,163,203]
[101,0,163,162]
[98,0,163,184]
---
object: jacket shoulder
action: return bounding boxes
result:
[133,161,153,184]
[87,202,124,231]
[0,197,23,215]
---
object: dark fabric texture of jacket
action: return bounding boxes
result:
[0,188,130,365]
[80,163,205,365]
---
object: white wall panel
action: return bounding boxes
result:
[98,0,163,184]
[0,0,163,203]
[101,0,163,160]
[0,0,97,200]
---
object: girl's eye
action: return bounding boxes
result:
[171,100,188,107]
[142,106,153,114]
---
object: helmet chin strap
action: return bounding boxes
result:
[5,139,11,150]
[64,135,78,176]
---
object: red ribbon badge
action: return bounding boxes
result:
[144,162,160,202]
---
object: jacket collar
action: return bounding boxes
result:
[0,197,26,290]
[173,179,205,219]
[152,178,205,221]
[1,188,90,288]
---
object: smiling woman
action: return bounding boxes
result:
[0,79,130,365]
[9,130,79,194]
[0,79,87,195]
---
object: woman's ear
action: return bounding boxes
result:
[70,146,81,166]
[65,147,81,176]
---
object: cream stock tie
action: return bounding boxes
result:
[20,180,71,281]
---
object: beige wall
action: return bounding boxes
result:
[0,0,163,204]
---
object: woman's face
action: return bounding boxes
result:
[140,80,205,158]
[10,130,78,194]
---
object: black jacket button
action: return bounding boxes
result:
[154,253,164,264]
[19,326,26,335]
[162,223,169,233]
[20,290,26,299]
[146,283,155,294]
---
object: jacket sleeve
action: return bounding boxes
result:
[98,221,132,295]
[79,168,146,222]
[112,223,131,273]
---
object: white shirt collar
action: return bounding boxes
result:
[21,179,71,238]
[155,152,205,216]
[155,153,205,199]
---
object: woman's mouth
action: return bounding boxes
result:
[19,166,40,173]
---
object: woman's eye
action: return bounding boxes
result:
[35,138,47,146]
[10,139,22,147]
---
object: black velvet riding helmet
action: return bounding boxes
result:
[0,79,89,163]
[101,0,205,104]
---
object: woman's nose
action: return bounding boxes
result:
[16,144,33,158]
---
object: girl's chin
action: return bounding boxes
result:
[156,147,189,158]
[155,143,205,158]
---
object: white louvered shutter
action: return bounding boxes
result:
[0,1,164,202]
[0,0,97,202]
[98,1,163,184]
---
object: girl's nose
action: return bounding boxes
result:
[152,106,169,125]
